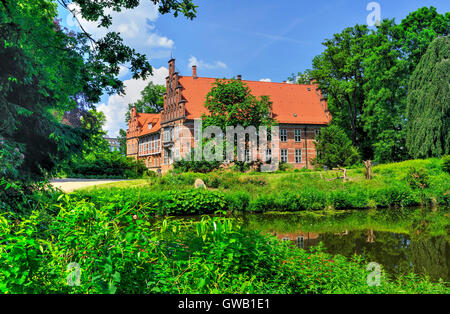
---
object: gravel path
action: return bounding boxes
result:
[50,178,127,193]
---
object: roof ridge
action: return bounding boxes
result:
[179,75,316,86]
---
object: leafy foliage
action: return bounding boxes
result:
[310,25,369,154]
[0,196,448,294]
[306,7,449,162]
[0,0,197,181]
[202,79,275,130]
[125,82,166,122]
[313,125,360,168]
[64,152,148,179]
[406,36,449,158]
[174,159,222,173]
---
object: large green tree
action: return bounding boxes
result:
[361,19,409,162]
[362,7,449,162]
[310,25,370,157]
[406,36,449,158]
[308,7,449,162]
[0,0,196,180]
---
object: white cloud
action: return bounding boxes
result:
[147,33,174,48]
[97,66,169,137]
[259,78,271,82]
[66,3,173,58]
[188,56,227,70]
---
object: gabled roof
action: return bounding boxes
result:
[178,76,331,125]
[136,113,161,137]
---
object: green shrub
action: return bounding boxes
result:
[224,191,250,212]
[442,155,450,174]
[248,194,275,213]
[64,152,148,179]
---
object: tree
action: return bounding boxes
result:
[287,70,312,84]
[79,109,110,155]
[313,125,360,169]
[396,7,449,71]
[125,82,166,122]
[203,79,274,130]
[361,19,409,163]
[362,8,449,162]
[0,0,196,181]
[406,36,449,158]
[308,7,449,162]
[310,25,370,157]
[118,129,128,155]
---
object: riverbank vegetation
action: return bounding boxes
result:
[73,158,450,215]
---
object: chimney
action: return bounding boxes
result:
[168,58,175,76]
[192,65,197,79]
[237,75,242,80]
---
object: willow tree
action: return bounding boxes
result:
[406,36,449,159]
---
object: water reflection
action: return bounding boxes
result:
[241,209,449,283]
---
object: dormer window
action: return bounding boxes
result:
[148,123,152,130]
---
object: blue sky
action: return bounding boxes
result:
[57,0,449,137]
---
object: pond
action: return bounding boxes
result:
[238,208,449,283]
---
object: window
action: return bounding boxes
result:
[245,149,251,163]
[295,129,302,142]
[295,149,302,163]
[148,123,152,130]
[266,149,272,162]
[280,129,287,142]
[281,149,288,163]
[164,148,173,165]
[164,149,168,165]
[297,236,304,249]
[164,128,173,143]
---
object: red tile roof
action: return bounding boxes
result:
[178,76,331,125]
[136,113,161,137]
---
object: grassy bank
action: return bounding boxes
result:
[73,158,450,215]
[0,197,448,294]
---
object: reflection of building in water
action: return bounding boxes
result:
[274,232,320,249]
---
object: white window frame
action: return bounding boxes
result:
[295,149,302,163]
[266,148,272,162]
[280,129,287,142]
[294,129,302,142]
[281,149,288,163]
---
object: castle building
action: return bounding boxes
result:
[126,59,331,173]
